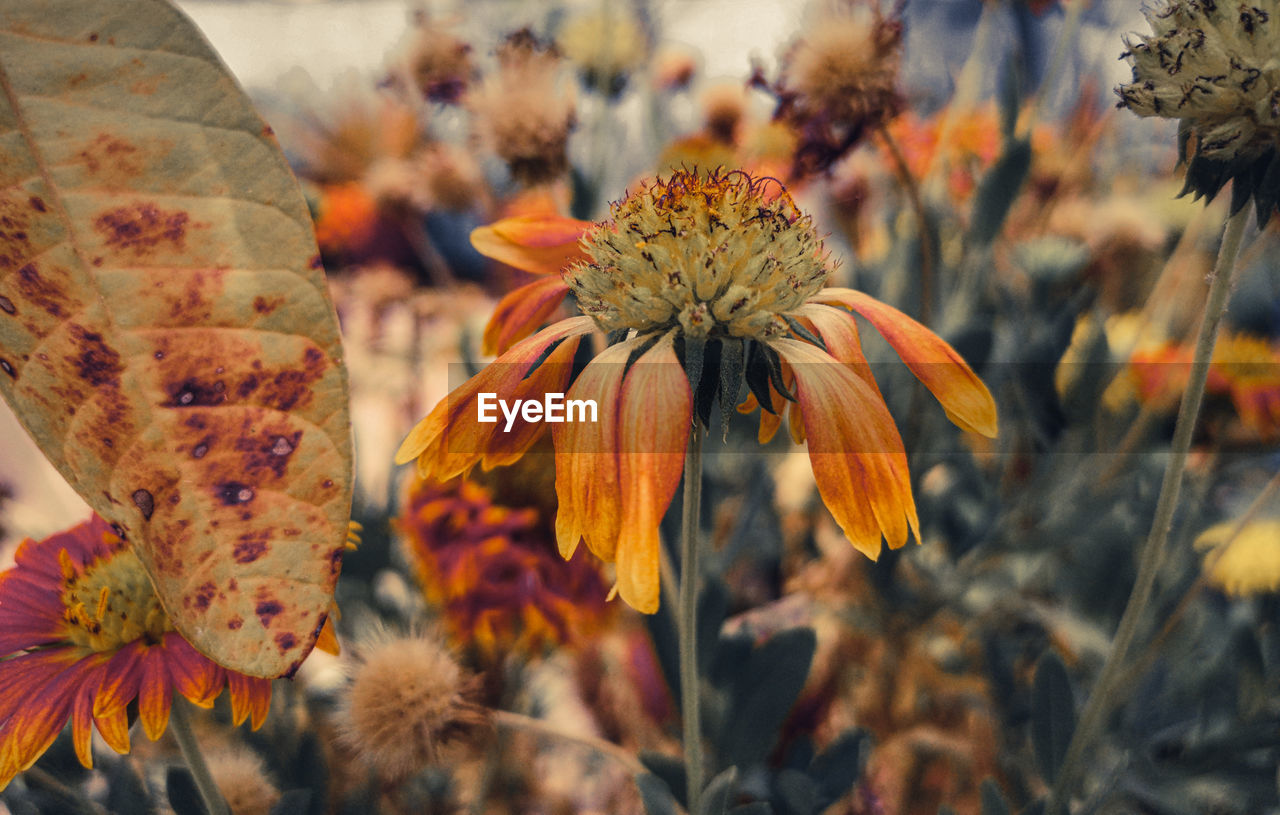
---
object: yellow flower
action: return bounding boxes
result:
[398,170,997,613]
[1196,518,1280,596]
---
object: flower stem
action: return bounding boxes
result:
[491,709,646,775]
[1048,205,1250,814]
[680,428,705,815]
[169,697,230,815]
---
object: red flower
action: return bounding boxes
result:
[0,516,273,788]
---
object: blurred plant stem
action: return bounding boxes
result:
[170,697,231,815]
[875,123,934,325]
[923,0,994,197]
[1048,205,1251,814]
[680,428,705,815]
[490,710,646,775]
[1019,0,1090,136]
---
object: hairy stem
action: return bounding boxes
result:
[680,428,705,815]
[1048,205,1250,813]
[170,698,231,815]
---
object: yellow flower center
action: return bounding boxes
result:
[565,170,830,340]
[60,542,171,653]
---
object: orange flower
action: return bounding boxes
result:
[0,516,273,789]
[399,170,997,613]
[397,476,612,657]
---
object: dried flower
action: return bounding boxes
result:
[0,516,273,789]
[399,169,997,612]
[470,30,576,185]
[1196,518,1280,595]
[397,477,612,656]
[702,82,748,145]
[206,750,282,815]
[557,7,649,97]
[336,630,488,780]
[765,6,904,177]
[1117,0,1280,218]
[395,15,474,104]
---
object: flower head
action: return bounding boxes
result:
[397,476,612,657]
[335,630,487,780]
[764,5,904,177]
[206,749,282,815]
[394,14,474,104]
[1117,0,1280,218]
[1196,518,1280,595]
[398,169,997,613]
[558,7,650,97]
[0,516,273,789]
[470,29,576,186]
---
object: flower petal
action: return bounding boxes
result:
[471,214,593,275]
[615,334,692,614]
[772,338,919,559]
[815,288,998,437]
[396,316,596,479]
[138,647,172,741]
[163,635,225,708]
[480,333,584,470]
[552,339,635,562]
[0,651,93,785]
[483,275,572,355]
[227,672,273,730]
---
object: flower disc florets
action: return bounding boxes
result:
[60,541,171,653]
[1117,0,1280,216]
[565,169,830,341]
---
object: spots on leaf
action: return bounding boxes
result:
[166,378,226,408]
[255,599,283,628]
[274,632,297,654]
[232,531,269,564]
[67,324,122,387]
[131,489,154,521]
[193,581,217,612]
[0,295,15,315]
[227,616,244,631]
[94,203,190,254]
[216,482,255,505]
[0,359,14,378]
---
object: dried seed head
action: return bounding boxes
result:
[398,19,473,103]
[206,750,281,815]
[336,630,488,780]
[769,5,904,176]
[702,82,748,144]
[566,169,830,340]
[1116,0,1280,215]
[470,30,576,185]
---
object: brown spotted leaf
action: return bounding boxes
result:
[0,0,352,678]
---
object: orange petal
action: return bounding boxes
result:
[793,303,883,397]
[483,275,572,355]
[552,339,636,562]
[138,648,172,741]
[227,672,272,730]
[772,338,919,559]
[615,334,692,614]
[164,636,224,708]
[471,214,593,275]
[396,316,596,479]
[815,288,998,437]
[480,333,584,470]
[314,615,340,656]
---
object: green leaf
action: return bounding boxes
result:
[717,628,817,769]
[718,337,745,440]
[809,728,871,802]
[0,0,353,678]
[105,758,153,815]
[773,769,821,815]
[700,766,739,815]
[166,767,209,815]
[969,137,1032,247]
[729,805,773,815]
[979,779,1011,815]
[1030,652,1076,784]
[640,752,687,809]
[636,773,681,815]
[270,791,313,815]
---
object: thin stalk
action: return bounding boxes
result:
[169,698,231,815]
[491,710,646,775]
[1048,205,1251,814]
[875,123,935,326]
[1020,0,1090,136]
[679,428,705,815]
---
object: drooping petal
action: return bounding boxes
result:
[470,214,593,275]
[481,333,584,470]
[137,647,173,741]
[93,646,144,755]
[815,288,998,437]
[396,316,596,480]
[793,303,883,397]
[163,635,225,708]
[0,651,91,785]
[772,338,919,559]
[483,275,572,355]
[615,334,692,614]
[552,339,636,563]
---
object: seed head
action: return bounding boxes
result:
[336,630,487,780]
[206,750,281,815]
[1117,0,1280,217]
[397,17,473,104]
[558,7,650,97]
[565,169,830,341]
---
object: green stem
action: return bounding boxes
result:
[491,710,646,775]
[170,698,230,815]
[679,428,705,815]
[1020,0,1089,136]
[1048,205,1250,814]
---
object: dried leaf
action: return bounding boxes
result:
[0,0,352,678]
